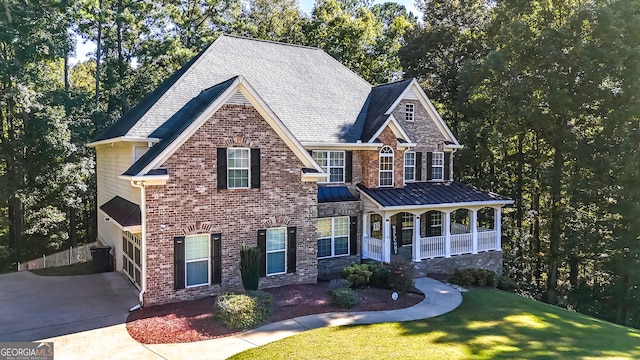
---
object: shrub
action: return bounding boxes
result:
[214,291,272,330]
[342,263,373,288]
[329,278,352,290]
[448,268,498,288]
[330,287,360,308]
[240,245,261,291]
[368,262,390,288]
[387,260,415,294]
[497,275,519,291]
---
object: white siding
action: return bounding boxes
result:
[96,142,142,207]
[98,209,123,270]
[403,88,419,100]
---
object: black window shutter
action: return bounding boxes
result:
[444,152,451,181]
[416,152,423,181]
[174,237,185,290]
[287,227,297,273]
[345,151,353,183]
[426,152,433,181]
[349,216,358,255]
[251,148,260,188]
[217,148,227,190]
[257,229,266,277]
[211,233,222,284]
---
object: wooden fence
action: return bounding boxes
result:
[17,242,98,271]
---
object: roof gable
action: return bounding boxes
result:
[358,78,414,142]
[123,76,324,178]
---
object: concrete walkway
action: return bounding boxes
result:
[41,277,462,360]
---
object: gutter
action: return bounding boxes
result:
[130,180,147,310]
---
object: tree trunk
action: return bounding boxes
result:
[545,145,564,304]
[116,0,128,115]
[95,0,103,105]
[69,207,77,247]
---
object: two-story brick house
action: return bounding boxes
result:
[87,35,512,306]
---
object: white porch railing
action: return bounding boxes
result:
[362,236,384,262]
[420,236,446,258]
[451,223,469,234]
[478,230,497,252]
[419,231,498,259]
[451,233,473,254]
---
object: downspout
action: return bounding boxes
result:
[130,180,146,310]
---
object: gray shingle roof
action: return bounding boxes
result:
[125,35,373,143]
[123,77,237,176]
[357,181,512,208]
[358,79,413,142]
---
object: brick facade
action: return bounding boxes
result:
[391,99,453,180]
[143,104,318,305]
[317,200,362,278]
[359,126,405,188]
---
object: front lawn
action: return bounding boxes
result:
[230,288,640,359]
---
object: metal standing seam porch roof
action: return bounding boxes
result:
[99,196,141,227]
[357,181,512,208]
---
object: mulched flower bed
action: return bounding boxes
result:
[126,282,424,344]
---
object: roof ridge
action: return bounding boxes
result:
[373,78,414,88]
[219,34,323,51]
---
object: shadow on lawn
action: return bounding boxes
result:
[399,289,640,359]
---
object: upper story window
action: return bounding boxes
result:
[405,103,414,121]
[379,146,394,187]
[228,148,250,188]
[404,151,415,182]
[312,150,345,183]
[431,151,444,180]
[133,145,148,162]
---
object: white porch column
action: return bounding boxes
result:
[471,209,478,254]
[412,214,421,262]
[383,214,391,263]
[444,211,451,258]
[494,207,502,251]
[362,213,369,238]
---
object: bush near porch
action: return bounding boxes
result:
[342,261,416,294]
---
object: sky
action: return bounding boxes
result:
[73,0,421,63]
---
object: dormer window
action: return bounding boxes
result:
[379,146,394,187]
[405,103,414,121]
[431,152,444,180]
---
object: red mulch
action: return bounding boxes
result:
[126,282,424,344]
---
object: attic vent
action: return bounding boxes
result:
[226,91,251,106]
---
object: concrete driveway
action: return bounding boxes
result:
[0,270,139,341]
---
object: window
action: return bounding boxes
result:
[266,228,286,275]
[133,145,148,162]
[404,151,415,181]
[317,217,349,258]
[430,212,442,237]
[379,146,394,187]
[401,213,414,246]
[431,152,444,180]
[185,234,210,287]
[312,151,345,183]
[405,103,414,121]
[228,148,250,188]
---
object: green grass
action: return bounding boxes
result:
[230,289,640,359]
[30,260,96,276]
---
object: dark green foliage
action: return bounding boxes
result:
[329,278,352,290]
[497,276,519,292]
[386,260,415,294]
[330,287,360,309]
[448,268,497,288]
[342,263,372,288]
[240,245,261,291]
[368,262,390,288]
[214,291,272,330]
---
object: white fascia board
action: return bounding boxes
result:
[384,79,461,146]
[86,137,160,148]
[302,171,329,182]
[118,175,169,185]
[367,114,413,143]
[444,144,464,150]
[397,142,418,149]
[301,142,383,150]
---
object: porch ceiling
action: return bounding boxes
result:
[357,181,512,209]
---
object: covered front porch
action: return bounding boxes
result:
[357,181,513,263]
